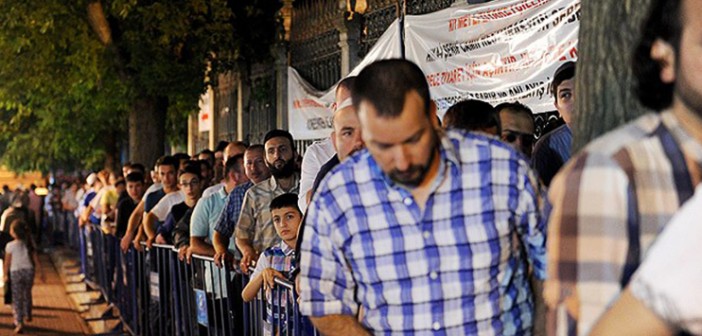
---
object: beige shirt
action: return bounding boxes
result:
[235,174,300,254]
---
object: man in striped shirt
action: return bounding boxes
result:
[545,0,702,334]
[299,59,546,335]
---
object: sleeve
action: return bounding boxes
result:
[629,189,702,335]
[234,190,256,240]
[158,212,176,240]
[5,241,14,255]
[150,196,170,221]
[298,191,359,317]
[298,144,324,212]
[544,152,632,336]
[514,161,547,280]
[251,252,270,278]
[189,199,209,238]
[214,193,233,237]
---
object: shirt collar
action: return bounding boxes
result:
[279,241,295,256]
[270,173,300,192]
[662,110,702,165]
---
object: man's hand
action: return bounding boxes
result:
[146,236,155,249]
[133,239,144,252]
[261,268,285,291]
[155,234,167,245]
[178,245,189,262]
[239,248,258,274]
[213,250,232,268]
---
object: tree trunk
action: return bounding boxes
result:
[129,96,167,168]
[573,0,654,152]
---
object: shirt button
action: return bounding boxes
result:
[403,198,413,206]
[432,322,441,331]
[430,271,438,280]
[423,231,431,239]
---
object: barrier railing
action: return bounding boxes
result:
[77,224,317,335]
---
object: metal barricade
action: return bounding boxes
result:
[77,233,317,336]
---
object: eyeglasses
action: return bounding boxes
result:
[502,130,534,147]
[178,180,200,188]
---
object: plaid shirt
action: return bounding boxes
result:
[235,175,300,254]
[214,181,254,238]
[545,111,702,336]
[252,242,297,336]
[300,129,546,335]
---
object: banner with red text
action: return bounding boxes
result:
[405,0,579,115]
[287,0,579,139]
[288,21,402,140]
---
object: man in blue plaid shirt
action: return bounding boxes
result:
[299,59,546,335]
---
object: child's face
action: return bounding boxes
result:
[271,206,301,242]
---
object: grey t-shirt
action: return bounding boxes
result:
[5,240,32,272]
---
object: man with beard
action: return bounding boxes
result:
[236,130,300,273]
[299,59,546,335]
[545,0,702,334]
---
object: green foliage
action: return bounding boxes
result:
[0,0,281,172]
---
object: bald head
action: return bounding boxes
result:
[224,141,248,165]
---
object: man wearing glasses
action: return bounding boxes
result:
[497,101,535,158]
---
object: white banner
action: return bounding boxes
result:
[406,0,580,115]
[288,21,402,140]
[287,0,579,139]
[198,90,213,133]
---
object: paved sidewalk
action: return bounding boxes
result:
[0,253,92,335]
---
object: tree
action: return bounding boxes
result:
[0,0,281,172]
[573,0,655,151]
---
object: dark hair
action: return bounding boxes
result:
[158,155,179,172]
[154,155,168,169]
[336,76,356,94]
[214,141,230,152]
[269,193,301,214]
[496,101,533,120]
[199,149,214,157]
[173,152,191,163]
[224,153,245,176]
[551,62,576,98]
[125,172,144,183]
[10,219,36,257]
[263,129,295,152]
[352,59,431,118]
[179,160,203,179]
[632,0,683,111]
[444,99,500,134]
[129,163,146,175]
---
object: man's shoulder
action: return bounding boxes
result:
[444,128,529,166]
[579,113,662,157]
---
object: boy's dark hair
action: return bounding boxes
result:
[352,59,431,118]
[129,163,146,175]
[632,0,683,111]
[263,129,295,152]
[125,172,144,183]
[158,155,179,172]
[173,152,191,163]
[224,153,245,176]
[179,160,202,178]
[444,99,500,133]
[269,193,301,214]
[551,62,576,98]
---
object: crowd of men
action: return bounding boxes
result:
[11,0,700,335]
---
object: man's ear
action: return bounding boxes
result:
[651,38,676,84]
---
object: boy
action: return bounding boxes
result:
[242,193,300,335]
